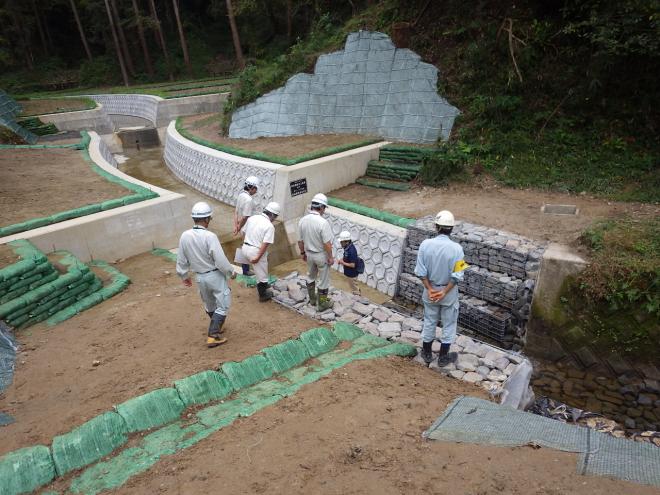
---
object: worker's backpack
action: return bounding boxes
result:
[356,257,365,274]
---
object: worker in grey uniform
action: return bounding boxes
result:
[234,175,260,276]
[414,210,468,366]
[177,201,237,348]
[241,201,280,302]
[297,193,334,311]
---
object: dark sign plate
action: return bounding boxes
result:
[290,178,308,197]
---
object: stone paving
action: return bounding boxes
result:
[271,271,528,395]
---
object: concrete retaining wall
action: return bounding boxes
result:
[0,132,189,262]
[163,122,280,211]
[230,31,459,144]
[325,207,406,296]
[157,94,227,126]
[40,106,113,135]
[90,94,160,125]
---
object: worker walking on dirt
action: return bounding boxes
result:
[337,230,361,295]
[242,202,281,302]
[234,176,260,276]
[298,193,334,311]
[414,210,468,366]
[177,201,237,348]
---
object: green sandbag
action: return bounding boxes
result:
[174,370,233,407]
[51,411,128,476]
[0,286,30,306]
[221,354,273,390]
[99,198,126,211]
[0,445,55,495]
[0,259,38,281]
[262,339,310,374]
[30,270,58,289]
[0,294,29,319]
[299,327,339,357]
[332,321,364,341]
[115,388,186,432]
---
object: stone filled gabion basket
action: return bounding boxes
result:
[270,272,529,397]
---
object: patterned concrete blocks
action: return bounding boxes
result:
[230,31,459,144]
[325,208,406,296]
[163,122,280,210]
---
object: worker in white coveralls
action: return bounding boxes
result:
[241,202,281,302]
[233,175,260,276]
[297,193,334,311]
[177,202,237,348]
[414,210,468,366]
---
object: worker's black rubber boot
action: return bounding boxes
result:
[317,288,333,311]
[306,282,317,306]
[207,313,227,347]
[421,341,433,364]
[206,311,214,319]
[437,343,457,367]
[257,282,273,302]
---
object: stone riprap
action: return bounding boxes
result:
[325,208,406,296]
[396,216,546,348]
[229,31,459,144]
[271,271,528,395]
[163,121,278,210]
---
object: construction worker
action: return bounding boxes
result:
[241,202,280,302]
[297,193,334,311]
[234,175,260,276]
[177,201,237,348]
[414,210,468,366]
[337,230,361,295]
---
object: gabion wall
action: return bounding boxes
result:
[229,31,459,144]
[396,216,546,348]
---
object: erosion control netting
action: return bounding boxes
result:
[0,321,17,392]
[424,396,660,488]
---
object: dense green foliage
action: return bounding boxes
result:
[563,217,659,356]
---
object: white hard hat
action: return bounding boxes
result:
[191,201,213,218]
[311,193,328,207]
[435,210,455,227]
[338,231,352,242]
[264,201,281,216]
[245,176,260,188]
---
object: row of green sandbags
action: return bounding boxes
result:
[0,240,54,300]
[355,177,412,191]
[327,196,414,226]
[17,117,59,136]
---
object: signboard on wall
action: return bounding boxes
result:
[289,178,308,197]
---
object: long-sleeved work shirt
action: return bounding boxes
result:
[176,226,234,279]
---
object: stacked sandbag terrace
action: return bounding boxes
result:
[269,271,530,395]
[16,117,59,136]
[358,145,434,191]
[396,216,546,350]
[0,240,130,330]
[0,90,37,144]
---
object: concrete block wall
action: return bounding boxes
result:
[324,207,406,296]
[90,94,160,125]
[230,31,459,144]
[163,122,280,211]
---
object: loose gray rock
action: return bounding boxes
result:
[333,303,349,317]
[371,308,390,322]
[352,302,374,316]
[288,286,306,303]
[476,366,491,378]
[338,312,361,324]
[388,313,405,323]
[320,312,336,321]
[494,357,511,371]
[487,369,507,382]
[479,358,496,369]
[485,350,506,362]
[462,372,482,384]
[400,331,421,343]
[503,363,517,376]
[455,335,474,347]
[362,322,380,336]
[302,307,317,318]
[431,340,441,353]
[402,317,422,332]
[462,342,482,355]
[359,315,372,324]
[475,344,491,358]
[378,321,402,338]
[449,370,465,380]
[456,354,479,372]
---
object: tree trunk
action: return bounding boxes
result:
[32,0,49,56]
[69,0,93,61]
[110,0,136,76]
[172,0,192,76]
[131,0,154,77]
[225,0,245,69]
[286,0,292,41]
[9,8,34,70]
[104,0,130,86]
[148,0,173,80]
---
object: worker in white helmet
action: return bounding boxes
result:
[337,230,361,295]
[241,202,280,302]
[177,201,237,348]
[414,210,468,366]
[297,193,334,311]
[234,175,260,276]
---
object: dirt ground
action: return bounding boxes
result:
[2,251,657,494]
[332,181,659,248]
[180,113,379,159]
[0,148,130,227]
[18,98,94,116]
